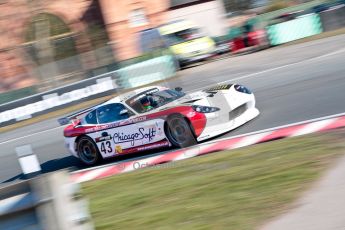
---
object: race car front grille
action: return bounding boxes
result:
[229,103,248,120]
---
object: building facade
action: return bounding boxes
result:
[99,0,169,61]
[0,0,114,93]
[0,0,227,94]
[168,0,228,37]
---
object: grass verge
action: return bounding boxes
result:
[82,130,345,230]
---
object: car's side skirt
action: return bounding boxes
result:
[102,139,171,158]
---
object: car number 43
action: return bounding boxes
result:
[100,141,113,154]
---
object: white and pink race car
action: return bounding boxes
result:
[59,84,259,165]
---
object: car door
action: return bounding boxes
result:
[91,103,166,158]
[91,103,134,158]
[110,117,166,155]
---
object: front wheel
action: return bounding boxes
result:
[166,115,197,148]
[76,136,102,165]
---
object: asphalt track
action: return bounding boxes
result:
[1,34,345,185]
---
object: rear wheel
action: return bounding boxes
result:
[76,136,101,165]
[166,115,197,148]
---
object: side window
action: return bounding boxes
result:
[84,110,97,124]
[97,103,132,124]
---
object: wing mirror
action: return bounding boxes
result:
[119,109,129,115]
[175,87,183,92]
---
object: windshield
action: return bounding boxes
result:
[126,88,185,113]
[163,28,202,46]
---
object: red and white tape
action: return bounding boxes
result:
[71,114,345,183]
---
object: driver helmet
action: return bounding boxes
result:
[140,96,153,110]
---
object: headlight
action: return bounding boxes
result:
[234,85,252,94]
[192,105,220,113]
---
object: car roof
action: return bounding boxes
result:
[78,85,171,123]
[102,85,169,106]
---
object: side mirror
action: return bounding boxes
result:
[175,87,183,92]
[119,109,129,115]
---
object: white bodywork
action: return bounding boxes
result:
[64,85,259,159]
[189,87,259,141]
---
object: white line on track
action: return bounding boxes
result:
[1,47,345,146]
[202,47,345,88]
[0,126,64,145]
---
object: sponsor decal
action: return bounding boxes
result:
[115,145,123,154]
[85,125,108,133]
[100,141,112,154]
[95,135,112,143]
[197,135,210,141]
[85,116,147,133]
[101,140,170,158]
[121,116,147,125]
[113,127,157,146]
[136,140,170,151]
[187,111,196,117]
[156,122,163,136]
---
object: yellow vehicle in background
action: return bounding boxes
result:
[158,20,216,67]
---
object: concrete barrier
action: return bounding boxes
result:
[319,5,345,31]
[0,171,93,230]
[116,55,177,88]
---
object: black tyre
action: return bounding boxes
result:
[76,136,102,165]
[166,115,197,148]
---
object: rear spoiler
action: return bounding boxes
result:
[57,107,94,126]
[57,100,108,126]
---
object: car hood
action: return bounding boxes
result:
[177,91,210,104]
[140,84,238,115]
[155,91,218,111]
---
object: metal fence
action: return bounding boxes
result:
[0,171,93,230]
[0,55,178,127]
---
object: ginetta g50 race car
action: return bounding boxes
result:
[59,84,259,165]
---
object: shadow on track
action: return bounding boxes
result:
[2,155,83,183]
[1,147,172,185]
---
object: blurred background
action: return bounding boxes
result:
[1,0,344,105]
[0,1,345,229]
